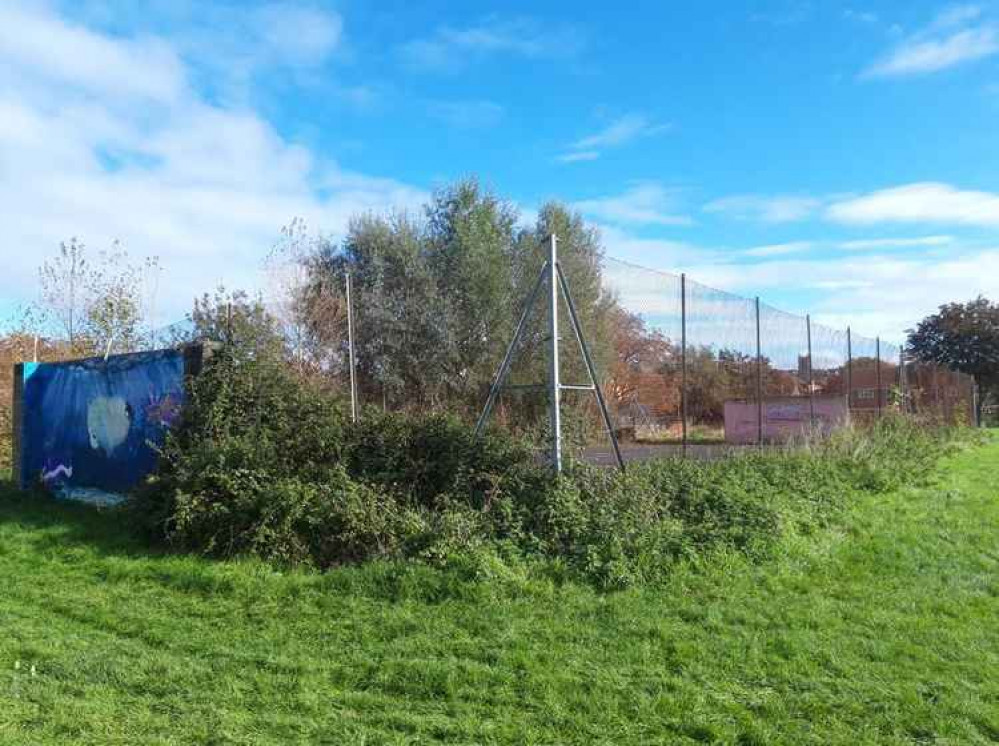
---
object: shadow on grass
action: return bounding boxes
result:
[0,479,161,561]
[0,479,514,605]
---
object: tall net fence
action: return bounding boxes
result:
[600,257,977,453]
[3,249,980,473]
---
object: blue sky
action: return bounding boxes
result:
[1,0,998,341]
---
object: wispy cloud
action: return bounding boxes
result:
[559,114,669,163]
[826,183,999,226]
[703,194,821,223]
[556,150,600,163]
[863,5,998,78]
[252,3,344,67]
[837,235,953,250]
[743,241,812,257]
[844,9,879,25]
[426,99,504,128]
[573,183,691,226]
[399,17,585,73]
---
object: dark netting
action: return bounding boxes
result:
[810,321,850,397]
[600,258,683,447]
[903,360,975,425]
[847,332,879,419]
[684,278,758,443]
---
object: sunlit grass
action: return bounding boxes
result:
[0,434,997,744]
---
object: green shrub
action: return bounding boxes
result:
[134,348,973,588]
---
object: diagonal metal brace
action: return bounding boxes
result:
[556,263,625,472]
[474,262,549,437]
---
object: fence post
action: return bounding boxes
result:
[846,326,853,414]
[876,336,882,418]
[345,272,358,424]
[899,348,906,415]
[971,376,982,428]
[680,273,687,457]
[548,234,563,474]
[755,296,763,446]
[806,314,814,427]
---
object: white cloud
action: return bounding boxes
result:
[597,215,999,341]
[743,241,812,257]
[838,235,953,250]
[0,3,185,102]
[399,17,584,72]
[253,3,344,67]
[934,4,984,30]
[0,2,426,326]
[827,183,999,226]
[703,194,821,223]
[864,6,998,77]
[559,114,669,162]
[573,183,692,227]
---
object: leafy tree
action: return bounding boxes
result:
[425,179,519,401]
[186,286,284,362]
[908,296,999,421]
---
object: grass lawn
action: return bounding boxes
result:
[1,437,997,744]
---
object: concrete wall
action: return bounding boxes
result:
[724,396,850,445]
[11,346,207,493]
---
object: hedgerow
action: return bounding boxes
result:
[133,347,971,588]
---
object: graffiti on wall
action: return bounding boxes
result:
[18,349,186,494]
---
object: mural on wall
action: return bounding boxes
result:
[17,349,187,495]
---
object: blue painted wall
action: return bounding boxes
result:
[19,349,186,493]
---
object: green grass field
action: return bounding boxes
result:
[1,437,997,745]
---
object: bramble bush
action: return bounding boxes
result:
[133,346,972,587]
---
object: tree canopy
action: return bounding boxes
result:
[908,297,999,387]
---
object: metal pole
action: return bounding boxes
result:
[474,263,548,436]
[556,264,624,472]
[806,314,814,427]
[899,348,906,415]
[680,273,688,457]
[548,234,563,474]
[346,272,358,423]
[846,326,853,413]
[876,336,882,418]
[972,376,980,427]
[755,297,763,446]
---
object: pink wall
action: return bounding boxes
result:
[724,397,849,444]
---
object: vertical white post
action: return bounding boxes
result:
[346,272,358,423]
[548,234,562,474]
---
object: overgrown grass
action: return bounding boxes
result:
[133,348,976,588]
[0,434,996,743]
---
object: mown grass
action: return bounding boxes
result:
[1,435,998,744]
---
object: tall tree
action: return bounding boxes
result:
[907,297,999,421]
[425,179,519,401]
[38,238,89,351]
[38,239,160,355]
